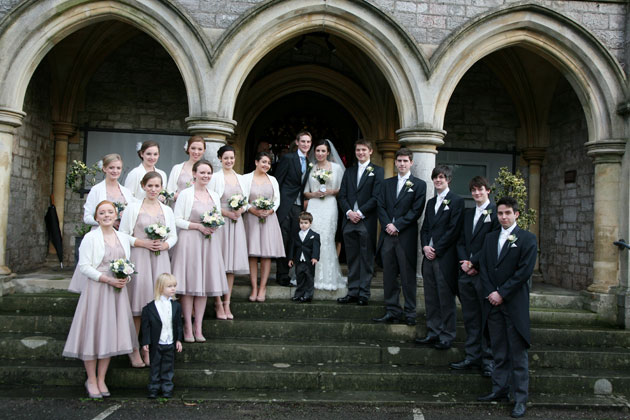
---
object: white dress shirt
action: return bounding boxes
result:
[434,187,450,213]
[396,173,410,197]
[473,199,490,233]
[298,228,310,261]
[498,222,518,257]
[349,160,371,218]
[155,295,174,345]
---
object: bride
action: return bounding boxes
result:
[304,139,347,290]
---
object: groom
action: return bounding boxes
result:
[337,139,384,305]
[275,131,312,286]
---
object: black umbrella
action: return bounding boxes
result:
[45,195,63,267]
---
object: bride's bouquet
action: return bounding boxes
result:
[227,193,248,223]
[109,258,136,292]
[200,207,225,238]
[144,222,170,255]
[311,168,332,199]
[251,197,274,223]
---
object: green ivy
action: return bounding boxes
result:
[66,160,99,193]
[492,167,537,230]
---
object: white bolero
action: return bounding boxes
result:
[173,186,222,230]
[166,162,186,194]
[123,163,168,199]
[119,200,178,249]
[241,171,280,212]
[77,227,135,282]
[83,180,137,226]
[208,169,250,201]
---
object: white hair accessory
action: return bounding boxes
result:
[184,141,189,152]
[96,160,103,170]
[136,142,142,152]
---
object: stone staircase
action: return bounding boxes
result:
[0,269,629,408]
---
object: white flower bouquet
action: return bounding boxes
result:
[200,207,225,238]
[227,194,248,223]
[251,197,274,223]
[311,168,332,199]
[158,190,174,205]
[144,222,170,255]
[109,258,136,292]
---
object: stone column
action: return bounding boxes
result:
[0,108,26,275]
[585,140,626,294]
[186,116,237,172]
[51,122,76,233]
[522,147,546,272]
[376,140,398,178]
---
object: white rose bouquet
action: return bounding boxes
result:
[227,194,248,223]
[200,207,225,238]
[109,258,136,292]
[251,197,274,223]
[144,222,170,255]
[311,168,332,199]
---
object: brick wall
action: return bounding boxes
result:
[7,63,54,272]
[540,77,593,290]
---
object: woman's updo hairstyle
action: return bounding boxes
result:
[185,136,205,154]
[101,153,122,171]
[140,171,163,188]
[193,159,213,174]
[137,140,160,160]
[255,151,272,162]
[94,200,116,219]
[217,144,235,159]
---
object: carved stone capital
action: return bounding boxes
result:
[396,127,446,154]
[585,140,626,165]
[0,107,25,134]
[185,116,237,142]
[521,147,546,166]
[51,121,77,140]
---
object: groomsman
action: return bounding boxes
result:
[337,139,384,306]
[416,165,464,350]
[451,176,499,376]
[373,148,426,325]
[275,131,312,286]
[477,196,537,419]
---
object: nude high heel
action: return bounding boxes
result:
[215,301,227,320]
[223,301,234,320]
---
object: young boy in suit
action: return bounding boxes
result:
[288,212,320,303]
[141,273,183,399]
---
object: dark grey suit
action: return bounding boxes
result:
[376,175,426,319]
[289,229,321,300]
[338,163,383,299]
[480,226,537,403]
[420,191,465,344]
[456,204,500,368]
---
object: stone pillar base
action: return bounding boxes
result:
[0,272,15,296]
[617,290,630,329]
[581,290,617,324]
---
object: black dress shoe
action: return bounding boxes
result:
[414,335,438,345]
[372,313,401,323]
[291,295,301,301]
[337,295,358,304]
[450,359,481,370]
[162,392,172,399]
[434,341,451,350]
[356,297,368,306]
[511,402,526,418]
[482,365,493,377]
[298,296,312,303]
[148,393,158,399]
[276,278,291,287]
[477,390,510,402]
[404,317,416,326]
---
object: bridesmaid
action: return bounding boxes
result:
[171,160,229,340]
[167,135,205,202]
[119,171,178,366]
[63,200,138,398]
[208,145,250,319]
[124,140,168,199]
[83,153,136,229]
[242,151,284,302]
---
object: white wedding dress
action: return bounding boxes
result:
[305,161,347,290]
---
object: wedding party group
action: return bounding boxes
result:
[61,131,537,417]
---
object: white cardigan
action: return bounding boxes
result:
[124,163,168,199]
[208,169,250,201]
[77,227,135,282]
[241,171,280,212]
[173,186,222,230]
[119,200,178,249]
[83,180,137,226]
[166,162,186,194]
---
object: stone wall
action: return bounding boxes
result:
[442,60,519,151]
[7,62,54,272]
[540,77,593,291]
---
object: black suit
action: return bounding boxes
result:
[275,151,311,282]
[338,162,384,299]
[376,175,426,319]
[480,225,537,403]
[141,299,183,395]
[456,203,500,368]
[289,229,321,300]
[420,190,464,344]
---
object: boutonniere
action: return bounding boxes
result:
[307,162,313,169]
[442,198,450,210]
[405,180,413,189]
[365,166,374,176]
[508,234,518,247]
[483,208,492,223]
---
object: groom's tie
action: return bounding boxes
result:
[300,156,306,173]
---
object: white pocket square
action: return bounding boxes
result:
[407,189,414,192]
[443,205,450,211]
[368,172,375,176]
[484,215,491,223]
[510,243,517,248]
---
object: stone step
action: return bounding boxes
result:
[1,313,628,348]
[1,359,628,396]
[2,333,630,370]
[0,294,606,326]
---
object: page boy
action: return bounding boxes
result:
[288,212,320,303]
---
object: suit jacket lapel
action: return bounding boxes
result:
[148,301,161,325]
[471,210,484,239]
[496,225,520,266]
[357,164,371,191]
[394,176,412,205]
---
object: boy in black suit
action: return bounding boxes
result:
[477,196,537,419]
[288,212,320,303]
[451,176,500,376]
[416,165,464,350]
[141,273,183,399]
[373,148,426,325]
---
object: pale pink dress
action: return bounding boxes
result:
[176,170,194,195]
[170,198,229,296]
[244,181,285,258]
[128,211,171,316]
[220,183,249,274]
[63,239,138,360]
